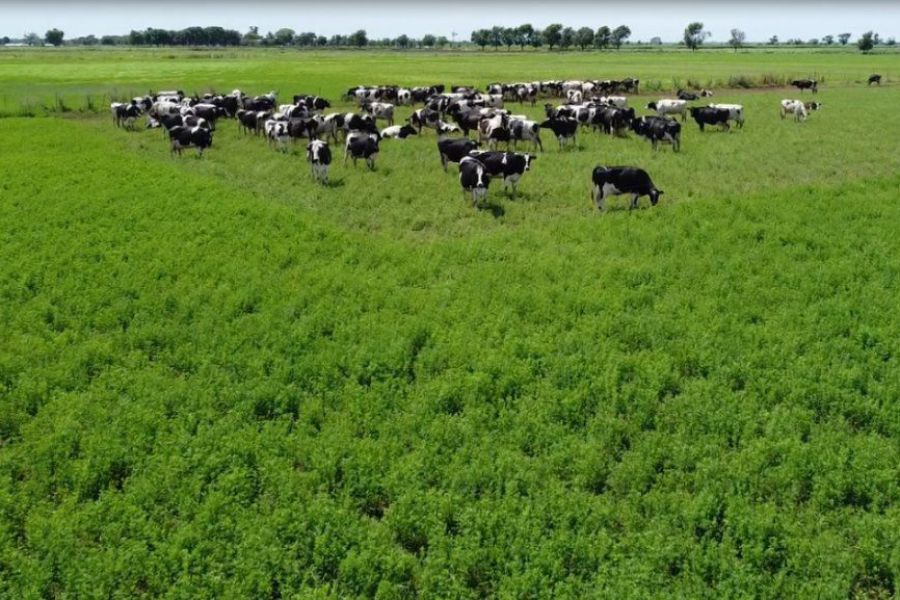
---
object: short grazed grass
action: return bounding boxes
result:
[1,49,899,599]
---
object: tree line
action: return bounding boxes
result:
[3,25,895,52]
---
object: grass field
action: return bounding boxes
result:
[1,48,900,599]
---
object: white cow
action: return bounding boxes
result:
[264,119,290,150]
[780,99,820,122]
[646,99,688,121]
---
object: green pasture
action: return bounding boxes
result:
[1,48,899,599]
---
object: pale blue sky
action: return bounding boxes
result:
[4,1,899,42]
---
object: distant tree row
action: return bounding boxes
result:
[469,24,632,51]
[3,26,895,52]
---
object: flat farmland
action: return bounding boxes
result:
[1,48,899,599]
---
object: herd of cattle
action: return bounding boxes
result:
[108,74,879,209]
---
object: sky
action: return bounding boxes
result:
[3,1,899,43]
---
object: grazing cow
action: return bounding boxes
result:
[169,126,212,157]
[676,89,699,101]
[409,107,441,133]
[438,138,479,171]
[631,116,681,151]
[362,102,395,126]
[468,151,536,198]
[593,107,635,136]
[539,117,579,149]
[868,74,882,86]
[111,101,142,129]
[459,157,491,206]
[591,166,663,210]
[708,103,745,128]
[508,119,543,152]
[780,99,821,122]
[344,132,379,169]
[791,79,818,94]
[307,140,331,184]
[380,124,418,139]
[689,106,731,132]
[647,99,689,121]
[265,119,291,151]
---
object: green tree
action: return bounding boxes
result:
[560,27,575,50]
[471,29,489,50]
[489,26,503,50]
[348,29,368,47]
[857,31,874,53]
[575,27,594,50]
[517,24,534,49]
[543,24,563,50]
[395,34,410,48]
[838,32,851,45]
[595,26,611,49]
[729,28,745,51]
[768,35,779,45]
[45,28,64,46]
[422,34,436,47]
[273,28,295,46]
[650,36,662,45]
[822,34,834,45]
[611,25,631,49]
[436,36,449,48]
[502,27,517,50]
[24,32,42,46]
[684,22,710,50]
[243,26,261,46]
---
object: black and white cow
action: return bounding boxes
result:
[592,166,663,210]
[409,107,441,133]
[676,89,699,101]
[147,113,209,133]
[689,106,731,132]
[539,117,578,149]
[244,91,278,111]
[508,118,543,152]
[647,99,689,121]
[265,119,291,151]
[468,151,536,198]
[791,79,818,94]
[169,126,212,157]
[345,132,379,169]
[344,113,379,135]
[185,103,226,130]
[111,101,142,129]
[307,140,331,184]
[631,116,681,151]
[380,124,418,139]
[237,109,271,135]
[293,95,331,111]
[438,138,479,172]
[458,157,491,206]
[362,102,395,126]
[708,104,745,128]
[868,74,882,86]
[780,99,821,122]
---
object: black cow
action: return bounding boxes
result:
[188,104,226,130]
[689,107,731,132]
[677,89,699,101]
[169,126,212,157]
[468,151,536,198]
[459,157,491,206]
[868,74,882,86]
[539,117,578,149]
[438,138,479,172]
[591,166,663,210]
[621,78,640,93]
[593,107,634,136]
[631,116,681,151]
[791,79,818,94]
[344,133,379,169]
